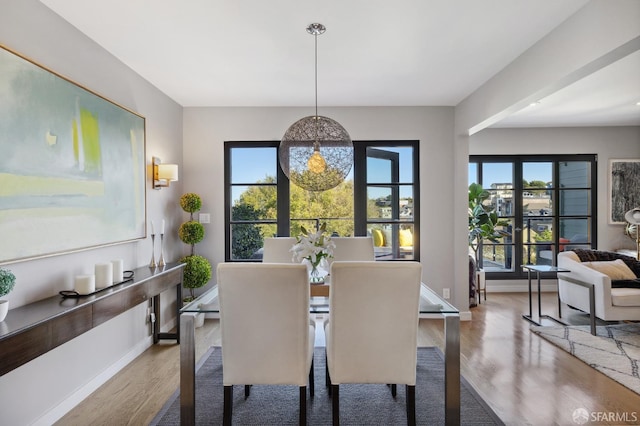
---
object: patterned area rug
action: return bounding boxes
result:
[531,323,640,394]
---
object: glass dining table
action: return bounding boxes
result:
[179,282,460,425]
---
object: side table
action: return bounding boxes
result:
[521,264,569,326]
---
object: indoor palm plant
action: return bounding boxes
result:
[0,267,16,322]
[468,183,510,267]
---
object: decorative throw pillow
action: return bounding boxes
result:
[583,259,637,280]
[399,229,413,247]
[372,229,385,247]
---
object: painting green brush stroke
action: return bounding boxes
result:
[80,108,102,175]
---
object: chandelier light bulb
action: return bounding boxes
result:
[307,149,327,174]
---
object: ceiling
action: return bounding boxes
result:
[492,49,640,128]
[40,0,640,128]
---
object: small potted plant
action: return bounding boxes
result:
[0,267,16,322]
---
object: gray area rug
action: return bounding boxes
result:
[531,323,640,394]
[151,347,503,425]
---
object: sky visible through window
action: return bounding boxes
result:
[233,146,414,200]
[367,147,413,199]
[231,148,277,184]
[469,162,552,187]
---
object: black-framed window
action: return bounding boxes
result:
[469,154,597,279]
[225,140,419,262]
[355,143,420,260]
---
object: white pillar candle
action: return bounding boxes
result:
[112,259,124,282]
[75,275,95,294]
[95,262,113,288]
[161,219,165,235]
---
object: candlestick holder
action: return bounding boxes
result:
[158,233,166,267]
[149,234,157,268]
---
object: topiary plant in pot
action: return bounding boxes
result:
[179,254,212,301]
[179,221,205,255]
[180,192,202,216]
[178,193,212,303]
[0,267,16,322]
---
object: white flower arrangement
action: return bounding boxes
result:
[291,223,335,268]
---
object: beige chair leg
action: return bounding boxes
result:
[299,386,307,426]
[223,385,233,426]
[331,384,340,425]
[406,385,416,426]
[309,358,315,397]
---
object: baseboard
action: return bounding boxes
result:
[419,311,471,321]
[33,336,154,426]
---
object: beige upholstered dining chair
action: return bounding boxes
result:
[325,261,422,426]
[262,237,297,263]
[328,237,375,265]
[217,262,315,426]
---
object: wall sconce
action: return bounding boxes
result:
[153,156,179,189]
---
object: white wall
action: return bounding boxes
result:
[0,1,184,424]
[471,126,640,251]
[182,106,459,303]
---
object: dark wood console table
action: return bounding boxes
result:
[0,262,185,377]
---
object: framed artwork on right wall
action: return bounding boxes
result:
[609,159,640,224]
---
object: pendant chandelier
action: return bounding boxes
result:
[279,23,353,192]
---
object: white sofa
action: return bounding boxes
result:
[557,250,640,322]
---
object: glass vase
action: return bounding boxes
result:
[309,262,323,283]
[306,258,326,284]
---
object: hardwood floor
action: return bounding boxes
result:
[55,293,640,426]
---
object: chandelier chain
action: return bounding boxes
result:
[314,30,318,119]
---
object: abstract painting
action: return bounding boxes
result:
[0,44,146,264]
[609,159,640,224]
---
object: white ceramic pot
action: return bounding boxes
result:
[0,300,9,322]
